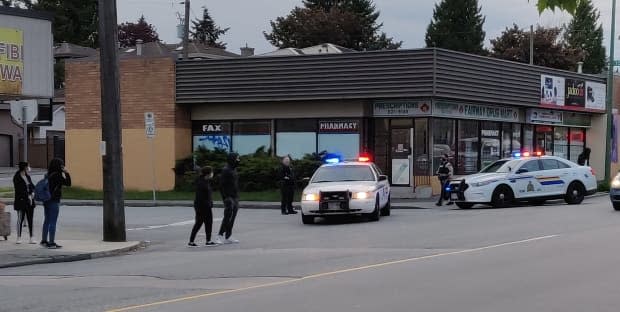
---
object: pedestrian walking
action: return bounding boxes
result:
[215,153,241,244]
[41,158,71,249]
[13,162,36,244]
[279,156,298,215]
[188,166,216,247]
[577,147,591,166]
[436,154,454,206]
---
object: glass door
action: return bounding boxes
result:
[535,125,554,155]
[390,128,412,186]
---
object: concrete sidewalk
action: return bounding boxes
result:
[0,239,146,269]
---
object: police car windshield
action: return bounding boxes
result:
[479,159,520,173]
[312,165,375,183]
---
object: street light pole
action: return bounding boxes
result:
[183,0,190,59]
[606,0,616,183]
[98,0,126,242]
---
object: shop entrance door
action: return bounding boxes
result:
[390,128,412,186]
[535,125,554,155]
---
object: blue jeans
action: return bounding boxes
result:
[42,200,60,243]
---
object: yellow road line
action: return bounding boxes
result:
[106,234,559,312]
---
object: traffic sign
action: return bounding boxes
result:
[144,112,155,138]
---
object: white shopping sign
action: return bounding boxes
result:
[145,112,155,138]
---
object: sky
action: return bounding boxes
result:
[117,0,619,57]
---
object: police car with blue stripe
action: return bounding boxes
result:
[300,154,391,224]
[448,152,597,209]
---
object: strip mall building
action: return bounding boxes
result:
[65,48,613,196]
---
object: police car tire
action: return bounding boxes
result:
[456,202,474,209]
[367,197,381,221]
[613,202,620,211]
[491,186,513,208]
[380,197,391,216]
[564,182,585,205]
[302,214,315,225]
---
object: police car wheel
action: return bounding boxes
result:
[301,214,315,225]
[380,196,391,216]
[613,203,620,211]
[564,182,585,205]
[491,186,513,208]
[456,202,474,209]
[367,197,380,221]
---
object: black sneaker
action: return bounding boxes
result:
[47,243,62,249]
[40,240,48,246]
[435,202,442,206]
[287,210,298,214]
[205,241,217,247]
[447,202,454,206]
[281,211,288,215]
[187,242,199,248]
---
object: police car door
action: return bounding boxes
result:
[513,160,544,199]
[372,164,389,206]
[539,159,566,196]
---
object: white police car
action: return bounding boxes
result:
[448,152,597,209]
[300,155,391,224]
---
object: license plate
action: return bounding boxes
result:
[328,202,341,209]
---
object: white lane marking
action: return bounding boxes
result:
[128,218,223,231]
[107,234,559,312]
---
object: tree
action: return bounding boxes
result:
[533,0,580,14]
[490,24,584,71]
[565,0,605,74]
[118,15,160,48]
[425,0,486,55]
[191,7,229,49]
[265,0,401,50]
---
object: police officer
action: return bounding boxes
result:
[279,156,297,215]
[436,154,454,206]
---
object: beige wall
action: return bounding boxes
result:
[587,114,606,181]
[191,100,366,120]
[66,128,178,191]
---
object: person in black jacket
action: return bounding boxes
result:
[577,147,591,166]
[279,156,297,215]
[13,162,35,244]
[188,166,216,247]
[216,153,241,244]
[41,158,71,249]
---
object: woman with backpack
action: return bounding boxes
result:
[13,162,36,244]
[40,158,71,249]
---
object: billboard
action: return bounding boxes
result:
[565,78,586,108]
[585,81,606,110]
[0,27,23,96]
[540,75,565,106]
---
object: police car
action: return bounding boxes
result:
[448,152,597,209]
[300,155,391,224]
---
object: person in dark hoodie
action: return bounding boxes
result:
[577,147,591,166]
[13,162,36,244]
[41,158,71,249]
[279,156,298,215]
[188,166,216,247]
[215,153,241,244]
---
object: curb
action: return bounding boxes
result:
[0,241,148,269]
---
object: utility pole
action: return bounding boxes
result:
[22,105,27,163]
[98,0,126,242]
[183,0,190,59]
[606,0,616,183]
[529,25,534,65]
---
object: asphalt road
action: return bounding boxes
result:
[0,196,619,312]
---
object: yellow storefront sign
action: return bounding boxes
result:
[0,28,23,96]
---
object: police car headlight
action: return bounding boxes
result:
[352,192,370,199]
[471,180,494,187]
[303,193,318,201]
[612,177,620,189]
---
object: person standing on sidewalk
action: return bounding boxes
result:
[188,166,216,247]
[41,158,71,249]
[216,153,241,244]
[279,156,298,215]
[435,154,454,206]
[13,162,36,244]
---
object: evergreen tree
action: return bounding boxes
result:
[425,0,486,55]
[265,0,401,50]
[191,7,229,49]
[565,0,605,74]
[118,15,160,48]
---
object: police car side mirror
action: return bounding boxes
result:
[378,175,388,181]
[516,168,528,174]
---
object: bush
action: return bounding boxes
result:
[598,180,610,193]
[178,147,324,192]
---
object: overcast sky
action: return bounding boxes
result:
[117,0,618,57]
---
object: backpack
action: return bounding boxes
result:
[34,175,52,202]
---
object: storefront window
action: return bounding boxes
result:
[432,119,455,175]
[373,119,390,174]
[457,120,479,174]
[192,121,231,152]
[553,127,569,159]
[513,124,522,154]
[413,119,429,176]
[481,122,500,168]
[232,121,271,155]
[276,119,316,159]
[523,125,533,152]
[502,123,512,158]
[535,125,554,155]
[569,127,585,161]
[318,120,361,159]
